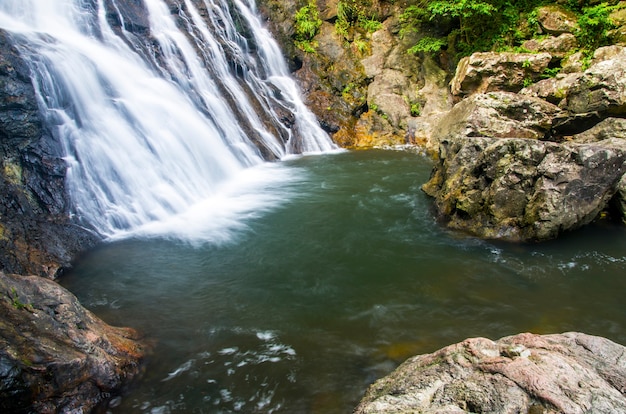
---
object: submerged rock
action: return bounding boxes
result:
[355,332,626,414]
[0,271,145,413]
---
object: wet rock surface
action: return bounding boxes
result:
[0,30,100,278]
[0,271,145,414]
[355,332,626,414]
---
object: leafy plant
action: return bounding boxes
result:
[408,36,448,54]
[542,66,562,79]
[294,1,322,53]
[410,102,422,117]
[335,0,383,40]
[8,287,30,311]
[575,2,618,50]
[359,15,383,33]
[400,0,548,57]
[352,38,370,54]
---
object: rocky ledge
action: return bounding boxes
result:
[355,332,626,414]
[422,45,626,242]
[0,272,145,413]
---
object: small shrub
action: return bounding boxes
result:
[407,37,448,55]
[576,3,618,50]
[294,1,322,52]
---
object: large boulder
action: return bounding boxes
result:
[521,33,578,59]
[536,5,579,35]
[450,52,552,97]
[562,47,626,116]
[355,332,626,414]
[431,92,562,142]
[0,272,146,413]
[422,136,626,241]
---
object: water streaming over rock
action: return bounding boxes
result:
[0,0,336,240]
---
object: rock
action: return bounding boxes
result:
[0,272,146,413]
[536,5,579,35]
[570,117,626,143]
[0,30,101,278]
[431,92,562,142]
[450,52,552,97]
[561,50,586,73]
[355,332,626,414]
[367,69,412,129]
[616,173,626,223]
[422,136,626,241]
[592,44,626,63]
[521,33,578,59]
[609,2,626,45]
[563,49,626,116]
[520,72,582,105]
[103,0,150,34]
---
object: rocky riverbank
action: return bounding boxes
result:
[260,0,626,241]
[355,332,626,413]
[1,0,626,411]
[0,272,146,413]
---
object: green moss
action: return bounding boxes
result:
[3,161,23,185]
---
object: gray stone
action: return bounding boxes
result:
[563,51,626,115]
[355,332,626,414]
[521,33,578,58]
[570,117,626,143]
[422,136,626,241]
[536,5,579,35]
[432,92,562,142]
[450,52,552,97]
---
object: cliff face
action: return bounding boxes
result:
[257,0,453,148]
[0,30,100,279]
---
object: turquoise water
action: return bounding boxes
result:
[61,149,626,413]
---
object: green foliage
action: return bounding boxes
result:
[542,66,562,78]
[426,0,496,47]
[522,76,534,88]
[335,0,383,40]
[294,1,322,53]
[359,15,383,33]
[407,36,448,54]
[8,287,30,311]
[399,0,622,59]
[399,0,547,57]
[352,38,370,54]
[410,102,421,117]
[575,3,618,50]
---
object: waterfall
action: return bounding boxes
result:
[0,0,336,242]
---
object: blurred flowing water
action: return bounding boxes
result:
[0,0,335,240]
[61,149,626,414]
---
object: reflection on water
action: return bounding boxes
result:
[61,149,626,413]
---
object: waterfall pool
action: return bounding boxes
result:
[61,149,626,413]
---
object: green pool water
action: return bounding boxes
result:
[61,149,626,413]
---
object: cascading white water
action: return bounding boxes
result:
[0,0,336,242]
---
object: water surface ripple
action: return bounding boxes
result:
[61,150,626,413]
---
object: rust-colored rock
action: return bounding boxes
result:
[0,272,146,413]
